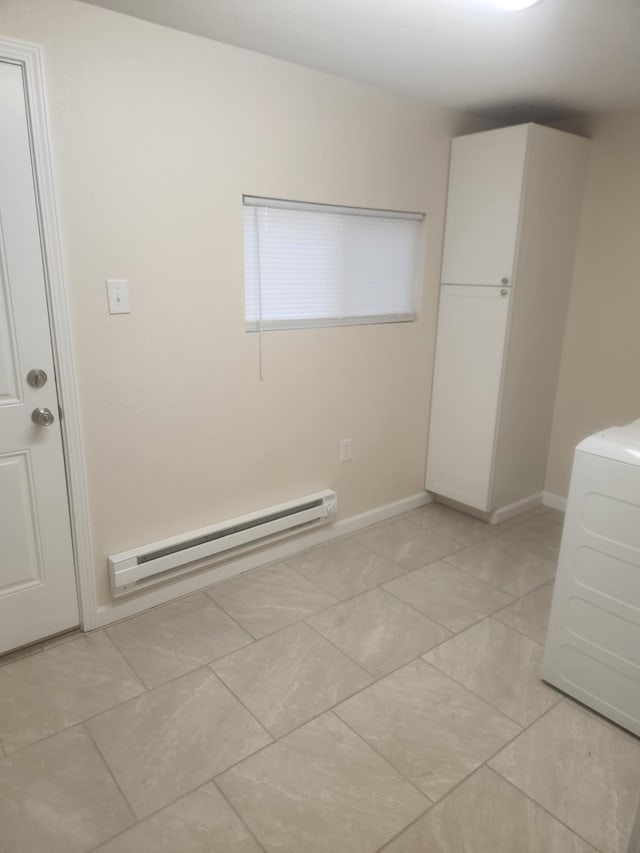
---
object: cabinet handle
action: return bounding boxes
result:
[500,288,508,296]
[501,277,509,285]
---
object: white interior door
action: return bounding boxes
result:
[0,59,79,653]
[426,284,510,512]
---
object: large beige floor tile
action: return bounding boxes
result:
[205,563,336,638]
[383,561,512,633]
[335,659,520,801]
[500,515,563,564]
[217,712,428,853]
[424,618,560,726]
[382,766,596,852]
[95,783,261,853]
[493,582,554,643]
[285,537,404,600]
[0,631,145,753]
[212,622,371,737]
[0,725,134,853]
[406,503,497,547]
[87,667,271,819]
[106,592,253,688]
[490,700,640,853]
[356,517,458,570]
[445,535,556,596]
[307,587,451,678]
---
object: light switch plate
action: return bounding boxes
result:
[106,279,130,314]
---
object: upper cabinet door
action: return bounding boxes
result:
[440,124,529,287]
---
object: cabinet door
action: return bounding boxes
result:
[441,125,528,287]
[426,285,510,511]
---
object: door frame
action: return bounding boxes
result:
[1,37,96,631]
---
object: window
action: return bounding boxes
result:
[243,196,424,331]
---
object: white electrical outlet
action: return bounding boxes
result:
[340,438,352,462]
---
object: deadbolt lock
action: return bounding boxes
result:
[27,369,48,389]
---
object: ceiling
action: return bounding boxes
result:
[81,0,640,121]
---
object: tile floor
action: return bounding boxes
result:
[1,503,639,852]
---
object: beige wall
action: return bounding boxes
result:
[0,0,482,604]
[545,109,640,498]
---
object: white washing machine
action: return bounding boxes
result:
[543,420,640,736]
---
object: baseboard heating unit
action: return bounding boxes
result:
[108,489,337,597]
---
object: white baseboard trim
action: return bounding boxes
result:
[490,493,544,524]
[541,491,567,512]
[94,491,433,629]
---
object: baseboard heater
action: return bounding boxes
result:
[108,490,337,597]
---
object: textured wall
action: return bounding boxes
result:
[546,110,640,497]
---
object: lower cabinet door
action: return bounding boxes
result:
[426,284,509,511]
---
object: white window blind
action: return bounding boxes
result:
[243,196,424,331]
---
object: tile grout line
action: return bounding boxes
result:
[301,618,382,681]
[378,574,514,635]
[279,517,541,632]
[81,720,139,830]
[304,608,453,678]
[201,632,561,831]
[439,552,556,599]
[282,552,410,604]
[483,764,605,853]
[100,629,153,693]
[84,779,269,853]
[208,618,453,748]
[204,664,277,743]
[372,749,600,853]
[204,566,340,641]
[486,610,551,646]
[353,508,557,598]
[201,588,263,641]
[212,641,437,749]
[212,778,268,853]
[0,642,149,758]
[485,612,546,647]
[104,594,258,690]
[417,654,534,730]
[322,709,435,807]
[85,665,276,846]
[421,640,563,730]
[206,640,474,797]
[481,697,586,795]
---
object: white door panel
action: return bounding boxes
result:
[441,125,528,287]
[426,285,509,511]
[0,452,43,590]
[0,60,79,652]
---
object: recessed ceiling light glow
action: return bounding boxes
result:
[487,0,542,10]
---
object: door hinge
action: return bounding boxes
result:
[58,404,64,421]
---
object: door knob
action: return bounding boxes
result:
[31,407,55,426]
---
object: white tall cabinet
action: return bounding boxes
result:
[426,123,589,517]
